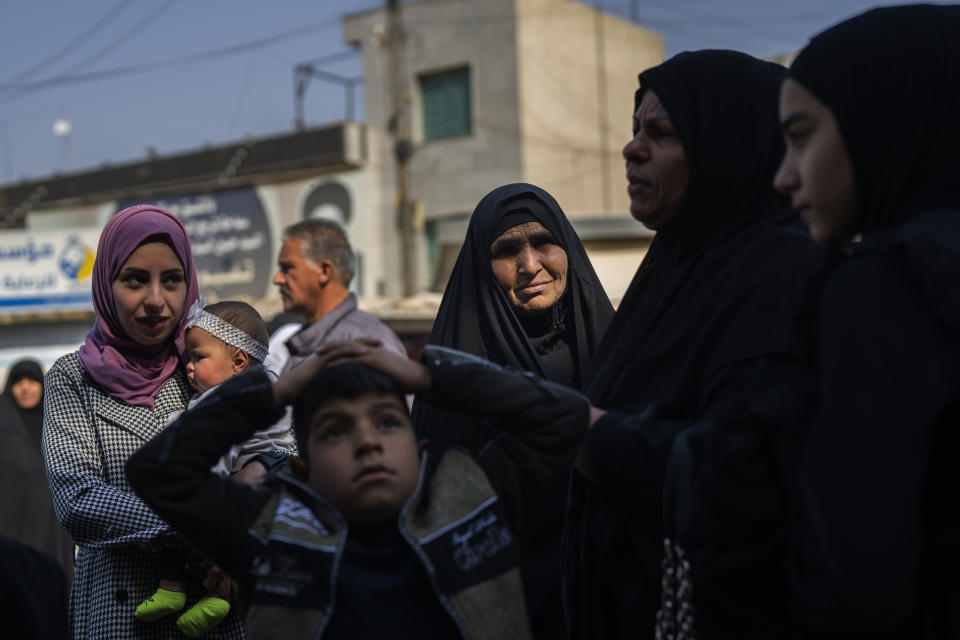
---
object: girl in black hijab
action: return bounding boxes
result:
[774,5,960,637]
[564,51,824,639]
[415,182,613,638]
[0,360,74,579]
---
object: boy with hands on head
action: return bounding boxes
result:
[128,339,589,639]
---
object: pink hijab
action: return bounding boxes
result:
[77,205,199,409]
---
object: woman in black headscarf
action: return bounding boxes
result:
[415,182,614,637]
[0,359,74,579]
[774,5,960,637]
[564,51,824,639]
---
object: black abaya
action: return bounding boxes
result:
[564,51,824,639]
[414,182,613,638]
[785,6,960,637]
[0,360,74,580]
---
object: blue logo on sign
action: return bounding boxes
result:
[58,235,95,281]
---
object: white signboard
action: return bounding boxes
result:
[0,229,100,314]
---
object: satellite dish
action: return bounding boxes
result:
[302,181,351,225]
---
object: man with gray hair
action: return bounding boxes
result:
[273,219,406,373]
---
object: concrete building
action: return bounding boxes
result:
[344,0,663,293]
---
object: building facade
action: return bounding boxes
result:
[344,0,663,292]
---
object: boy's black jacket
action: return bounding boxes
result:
[127,347,588,639]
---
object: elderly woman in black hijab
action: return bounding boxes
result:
[0,359,74,579]
[416,182,613,637]
[774,5,960,637]
[564,52,824,639]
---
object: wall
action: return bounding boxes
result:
[515,0,663,218]
[345,0,525,228]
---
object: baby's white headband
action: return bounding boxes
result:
[184,298,269,363]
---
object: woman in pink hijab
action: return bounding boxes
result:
[42,205,244,639]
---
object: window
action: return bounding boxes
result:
[420,66,471,141]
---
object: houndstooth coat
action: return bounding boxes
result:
[42,352,245,640]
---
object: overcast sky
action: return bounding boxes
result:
[0,0,953,183]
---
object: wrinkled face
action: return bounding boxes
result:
[111,242,187,346]
[185,328,240,394]
[273,238,323,322]
[11,377,42,410]
[490,221,568,316]
[774,78,858,246]
[306,392,421,525]
[622,89,690,230]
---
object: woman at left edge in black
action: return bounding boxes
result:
[0,359,75,581]
[563,51,825,639]
[414,182,614,638]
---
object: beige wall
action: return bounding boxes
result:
[515,0,662,218]
[344,0,524,225]
[582,237,650,304]
[344,0,664,294]
[345,0,663,223]
[26,202,114,230]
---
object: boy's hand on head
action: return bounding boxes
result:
[313,338,382,364]
[273,341,378,405]
[272,350,335,406]
[272,339,428,405]
[315,340,431,393]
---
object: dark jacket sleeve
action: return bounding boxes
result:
[579,407,685,499]
[126,368,285,579]
[418,346,589,536]
[579,351,811,501]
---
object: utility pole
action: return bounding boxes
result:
[594,0,612,212]
[387,0,417,296]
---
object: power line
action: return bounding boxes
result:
[0,0,135,95]
[0,61,191,125]
[0,16,344,101]
[60,0,181,77]
[0,1,180,106]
